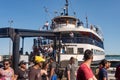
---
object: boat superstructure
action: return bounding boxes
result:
[49,0,105,64]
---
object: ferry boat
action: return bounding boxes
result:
[43,0,105,65]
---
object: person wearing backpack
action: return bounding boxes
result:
[66,57,77,80]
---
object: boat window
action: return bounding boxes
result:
[61,32,79,37]
[54,17,76,25]
[61,18,67,23]
[61,32,104,49]
[77,48,84,54]
[54,19,65,24]
[68,19,76,24]
[66,48,73,54]
[93,49,104,55]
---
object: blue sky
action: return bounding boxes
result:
[0,0,120,55]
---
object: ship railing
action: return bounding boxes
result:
[61,37,104,49]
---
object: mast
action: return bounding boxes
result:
[86,16,88,28]
[65,0,68,15]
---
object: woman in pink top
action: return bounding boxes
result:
[0,59,14,80]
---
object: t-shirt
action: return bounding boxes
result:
[16,68,28,80]
[29,67,41,80]
[77,63,94,80]
[49,62,56,74]
[67,64,76,80]
[99,68,108,80]
[49,61,58,80]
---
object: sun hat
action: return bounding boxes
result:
[34,56,45,63]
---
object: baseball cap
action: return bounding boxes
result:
[34,56,45,63]
[19,60,27,66]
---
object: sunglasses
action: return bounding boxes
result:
[22,63,26,65]
[4,63,9,66]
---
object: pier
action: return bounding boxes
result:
[0,27,59,73]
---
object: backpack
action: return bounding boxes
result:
[64,64,71,78]
[55,63,63,79]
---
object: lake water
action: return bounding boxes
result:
[105,55,120,60]
[105,55,120,67]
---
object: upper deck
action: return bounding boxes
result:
[51,16,104,41]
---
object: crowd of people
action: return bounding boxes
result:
[0,56,58,80]
[64,49,120,80]
[0,49,120,80]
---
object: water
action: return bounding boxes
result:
[105,55,120,67]
[105,55,120,60]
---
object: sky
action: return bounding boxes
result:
[0,0,120,55]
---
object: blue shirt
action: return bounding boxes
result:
[99,68,108,80]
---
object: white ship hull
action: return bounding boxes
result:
[59,54,105,62]
[57,43,105,65]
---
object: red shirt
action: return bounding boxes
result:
[77,63,94,80]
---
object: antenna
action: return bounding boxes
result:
[73,12,76,17]
[44,6,51,20]
[54,11,58,16]
[65,0,69,15]
[86,16,88,28]
[8,20,13,27]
